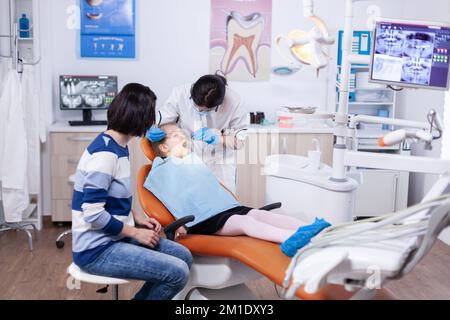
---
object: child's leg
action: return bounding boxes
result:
[215,214,295,243]
[247,209,307,230]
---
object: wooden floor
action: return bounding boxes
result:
[1,221,450,300]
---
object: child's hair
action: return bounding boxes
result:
[107,83,157,137]
[190,74,227,109]
[150,123,175,158]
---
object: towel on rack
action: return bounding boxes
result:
[0,0,11,58]
[0,69,29,223]
[22,65,45,194]
[0,59,10,95]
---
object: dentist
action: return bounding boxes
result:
[157,74,248,193]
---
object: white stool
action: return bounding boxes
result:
[68,263,131,300]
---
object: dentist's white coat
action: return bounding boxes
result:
[0,70,29,222]
[158,84,248,193]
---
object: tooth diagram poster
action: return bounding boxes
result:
[210,0,272,81]
[80,0,136,58]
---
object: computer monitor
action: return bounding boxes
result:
[59,75,118,126]
[370,19,450,90]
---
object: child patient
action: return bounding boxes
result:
[144,124,330,256]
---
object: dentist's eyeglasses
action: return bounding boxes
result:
[194,105,220,113]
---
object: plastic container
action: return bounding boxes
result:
[19,14,30,38]
[276,109,333,128]
[355,89,393,103]
[377,109,390,130]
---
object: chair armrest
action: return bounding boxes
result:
[163,215,195,240]
[259,202,282,211]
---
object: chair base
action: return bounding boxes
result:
[56,229,72,249]
[186,284,258,300]
[173,255,262,300]
[0,222,37,251]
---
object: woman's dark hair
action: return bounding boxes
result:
[107,83,157,137]
[190,74,228,109]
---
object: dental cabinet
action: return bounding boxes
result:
[334,37,409,218]
[236,127,334,209]
[48,124,105,222]
[352,137,410,218]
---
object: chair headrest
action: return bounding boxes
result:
[140,137,155,161]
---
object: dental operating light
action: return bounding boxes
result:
[275,0,335,74]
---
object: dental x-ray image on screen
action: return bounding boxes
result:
[59,75,118,110]
[370,20,450,90]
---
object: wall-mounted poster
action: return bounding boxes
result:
[80,0,136,58]
[210,0,272,81]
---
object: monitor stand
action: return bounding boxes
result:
[69,110,107,126]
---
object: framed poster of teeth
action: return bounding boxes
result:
[80,0,136,59]
[210,0,272,81]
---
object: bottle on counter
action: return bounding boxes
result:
[257,112,265,124]
[250,112,256,124]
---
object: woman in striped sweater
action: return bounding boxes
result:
[71,83,192,300]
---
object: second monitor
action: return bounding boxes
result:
[370,19,450,90]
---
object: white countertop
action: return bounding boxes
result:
[48,122,107,133]
[47,122,334,134]
[246,124,333,134]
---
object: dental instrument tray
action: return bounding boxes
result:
[277,107,333,128]
[281,106,317,114]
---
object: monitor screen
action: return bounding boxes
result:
[60,75,118,110]
[370,20,450,90]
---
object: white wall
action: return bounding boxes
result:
[39,0,450,244]
[43,0,413,122]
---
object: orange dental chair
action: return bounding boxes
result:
[136,138,395,300]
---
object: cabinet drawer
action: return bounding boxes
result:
[52,199,72,222]
[51,177,74,200]
[355,170,399,216]
[51,155,81,178]
[51,133,99,156]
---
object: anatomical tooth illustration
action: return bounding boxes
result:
[210,0,272,81]
[221,11,264,77]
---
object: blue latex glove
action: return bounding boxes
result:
[146,127,166,143]
[281,218,331,257]
[192,127,220,145]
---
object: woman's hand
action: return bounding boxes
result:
[121,224,160,248]
[133,228,160,248]
[175,226,187,240]
[134,212,162,233]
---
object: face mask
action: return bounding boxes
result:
[194,108,210,117]
[193,105,220,116]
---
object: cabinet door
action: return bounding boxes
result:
[52,200,73,222]
[50,133,99,156]
[236,133,271,208]
[278,133,334,166]
[236,132,334,208]
[354,169,399,217]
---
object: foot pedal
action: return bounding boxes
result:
[96,285,109,294]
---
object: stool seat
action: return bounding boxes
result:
[68,263,130,285]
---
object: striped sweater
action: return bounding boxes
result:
[72,133,134,267]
